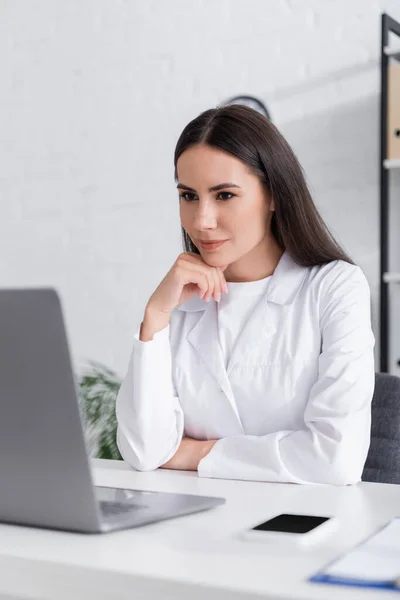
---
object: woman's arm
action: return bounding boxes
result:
[116,318,184,471]
[196,266,375,485]
[160,437,217,470]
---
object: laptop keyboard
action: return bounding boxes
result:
[99,500,141,517]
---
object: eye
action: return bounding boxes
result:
[217,192,234,201]
[179,192,198,202]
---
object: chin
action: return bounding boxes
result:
[202,255,229,268]
[201,254,218,266]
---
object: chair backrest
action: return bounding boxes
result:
[362,372,400,484]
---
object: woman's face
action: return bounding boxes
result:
[177,143,275,271]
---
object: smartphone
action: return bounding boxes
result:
[241,513,336,545]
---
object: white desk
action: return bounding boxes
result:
[0,459,399,600]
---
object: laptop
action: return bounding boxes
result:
[0,288,225,534]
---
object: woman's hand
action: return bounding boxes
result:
[148,252,228,315]
[160,437,218,471]
[140,252,228,341]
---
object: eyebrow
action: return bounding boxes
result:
[176,182,241,193]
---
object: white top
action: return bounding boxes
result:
[116,251,375,485]
[218,275,272,369]
[0,459,398,600]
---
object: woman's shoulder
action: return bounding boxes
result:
[308,259,368,287]
[273,251,369,304]
[304,259,371,308]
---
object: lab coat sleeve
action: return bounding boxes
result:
[197,265,375,485]
[115,324,184,471]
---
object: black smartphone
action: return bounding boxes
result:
[243,513,335,544]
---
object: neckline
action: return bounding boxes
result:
[223,274,272,298]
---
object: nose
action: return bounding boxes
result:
[192,200,218,231]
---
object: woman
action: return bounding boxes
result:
[116,105,375,485]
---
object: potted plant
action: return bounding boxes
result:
[79,361,123,460]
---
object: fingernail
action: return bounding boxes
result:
[205,296,210,303]
[224,285,228,293]
[216,292,221,302]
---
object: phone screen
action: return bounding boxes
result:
[251,514,330,534]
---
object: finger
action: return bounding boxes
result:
[195,273,209,299]
[217,268,228,294]
[204,271,215,302]
[188,263,215,301]
[177,258,215,302]
[179,267,208,299]
[188,267,213,301]
[207,269,218,302]
[211,268,222,302]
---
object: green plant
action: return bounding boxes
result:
[79,360,123,460]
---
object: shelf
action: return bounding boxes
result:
[383,158,400,169]
[383,272,400,283]
[378,15,400,371]
[384,46,400,60]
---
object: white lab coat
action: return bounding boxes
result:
[116,251,375,485]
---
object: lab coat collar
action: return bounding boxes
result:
[177,250,307,313]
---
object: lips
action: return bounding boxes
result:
[198,240,227,251]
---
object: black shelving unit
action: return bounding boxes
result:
[380,13,400,372]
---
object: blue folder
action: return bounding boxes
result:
[310,572,400,591]
[309,517,400,592]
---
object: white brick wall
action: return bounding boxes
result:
[1,0,400,378]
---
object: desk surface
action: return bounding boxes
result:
[0,459,399,600]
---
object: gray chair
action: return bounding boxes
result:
[362,372,400,484]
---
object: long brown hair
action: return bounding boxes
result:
[174,104,353,267]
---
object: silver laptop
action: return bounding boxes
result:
[0,288,225,534]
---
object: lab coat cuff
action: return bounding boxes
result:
[197,439,223,478]
[133,323,170,348]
